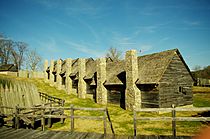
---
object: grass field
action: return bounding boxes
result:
[192,86,210,94]
[1,75,210,136]
[31,79,210,136]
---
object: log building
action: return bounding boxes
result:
[44,49,194,110]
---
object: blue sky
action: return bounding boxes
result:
[0,0,210,70]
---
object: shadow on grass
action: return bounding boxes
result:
[193,111,210,125]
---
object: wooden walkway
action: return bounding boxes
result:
[0,127,192,139]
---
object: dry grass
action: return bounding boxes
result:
[192,86,210,93]
[32,79,210,136]
[1,75,210,136]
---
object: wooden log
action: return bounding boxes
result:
[4,85,9,114]
[172,104,176,139]
[175,117,210,121]
[136,117,172,121]
[41,104,45,131]
[103,109,107,137]
[133,110,137,138]
[70,104,74,132]
[175,107,210,112]
[73,107,106,111]
[106,108,115,135]
[48,104,52,128]
[60,100,65,124]
[136,107,210,112]
[15,105,20,129]
[31,110,35,129]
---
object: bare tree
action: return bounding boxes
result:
[106,47,122,61]
[26,49,42,71]
[11,42,28,70]
[0,34,13,64]
[192,65,202,71]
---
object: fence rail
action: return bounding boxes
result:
[0,105,114,136]
[134,105,210,139]
[39,92,64,106]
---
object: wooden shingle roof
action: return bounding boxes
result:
[0,64,18,72]
[84,58,96,80]
[136,49,178,84]
[104,60,125,85]
[60,60,66,75]
[71,58,79,75]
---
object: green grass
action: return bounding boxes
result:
[193,93,210,107]
[1,75,210,136]
[32,78,210,136]
[192,86,210,93]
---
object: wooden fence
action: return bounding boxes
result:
[134,105,210,139]
[196,78,210,87]
[0,92,65,128]
[18,70,44,79]
[39,92,64,106]
[0,105,114,136]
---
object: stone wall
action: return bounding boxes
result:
[125,50,141,110]
[96,58,107,104]
[65,58,72,94]
[18,70,44,78]
[78,58,86,98]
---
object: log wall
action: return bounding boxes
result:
[0,77,42,114]
[159,53,193,107]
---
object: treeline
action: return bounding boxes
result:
[192,65,210,79]
[0,33,42,71]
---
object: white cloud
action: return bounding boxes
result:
[184,20,200,26]
[64,40,104,57]
[76,18,100,43]
[33,0,60,9]
[36,37,60,54]
[139,45,153,53]
[53,19,74,30]
[33,0,109,18]
[135,25,158,35]
[159,37,170,43]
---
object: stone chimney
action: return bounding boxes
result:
[125,50,141,110]
[78,58,86,98]
[49,59,54,85]
[44,60,48,82]
[56,59,62,90]
[96,58,107,104]
[65,58,72,94]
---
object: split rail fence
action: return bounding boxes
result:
[38,92,65,107]
[0,92,65,126]
[0,105,115,136]
[134,105,210,139]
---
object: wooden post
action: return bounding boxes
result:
[61,100,65,124]
[41,104,45,131]
[48,104,52,128]
[103,109,107,137]
[134,110,137,138]
[15,105,19,129]
[106,108,115,135]
[70,104,74,132]
[172,104,176,139]
[31,110,35,129]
